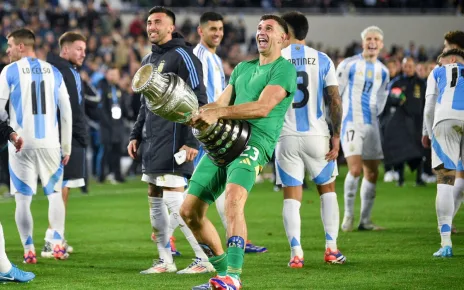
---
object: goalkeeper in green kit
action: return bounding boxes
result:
[180,14,297,290]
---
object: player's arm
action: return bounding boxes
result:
[376,69,390,116]
[200,84,234,110]
[216,84,287,120]
[57,77,73,157]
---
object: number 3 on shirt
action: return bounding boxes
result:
[240,146,259,161]
[292,71,309,109]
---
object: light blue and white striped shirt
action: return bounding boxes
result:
[193,44,225,103]
[336,54,389,135]
[0,57,72,153]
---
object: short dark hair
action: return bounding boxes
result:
[444,31,464,50]
[148,6,176,25]
[7,28,35,47]
[259,14,288,35]
[59,31,87,49]
[441,48,464,59]
[200,12,223,25]
[281,12,308,41]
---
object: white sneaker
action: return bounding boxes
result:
[176,257,215,274]
[64,240,74,254]
[41,241,54,258]
[140,259,177,274]
[393,171,399,181]
[383,171,394,182]
[341,216,354,232]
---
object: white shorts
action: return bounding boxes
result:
[275,135,338,186]
[141,173,187,188]
[341,122,383,160]
[431,120,464,170]
[8,146,63,195]
[62,178,85,189]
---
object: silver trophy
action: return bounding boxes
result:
[132,63,250,166]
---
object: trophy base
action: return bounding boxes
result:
[195,120,251,167]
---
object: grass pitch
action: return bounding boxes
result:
[0,166,463,289]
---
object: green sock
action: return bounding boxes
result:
[209,253,228,276]
[226,236,245,279]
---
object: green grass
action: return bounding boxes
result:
[1,166,463,289]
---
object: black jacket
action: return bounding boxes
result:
[383,74,426,167]
[47,54,88,148]
[0,120,13,143]
[97,79,125,144]
[129,33,207,177]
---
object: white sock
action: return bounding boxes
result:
[360,178,376,224]
[320,192,339,251]
[45,228,54,242]
[148,196,173,263]
[215,191,227,229]
[453,178,464,218]
[164,191,208,261]
[283,199,303,258]
[47,192,65,245]
[15,194,34,253]
[436,184,454,247]
[0,223,12,273]
[344,172,360,217]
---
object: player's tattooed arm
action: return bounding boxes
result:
[327,85,342,137]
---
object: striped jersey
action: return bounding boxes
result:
[193,43,225,103]
[336,54,389,131]
[426,63,464,127]
[0,57,72,154]
[280,44,338,137]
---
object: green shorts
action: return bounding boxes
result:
[188,145,267,204]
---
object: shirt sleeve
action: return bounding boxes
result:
[268,61,297,96]
[228,62,242,86]
[0,67,10,123]
[424,69,439,136]
[336,59,350,96]
[376,67,390,116]
[324,58,338,87]
[57,75,73,156]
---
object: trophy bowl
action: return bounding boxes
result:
[132,63,251,166]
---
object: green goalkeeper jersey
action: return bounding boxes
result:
[229,56,297,161]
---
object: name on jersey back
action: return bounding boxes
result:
[287,57,316,66]
[22,67,51,74]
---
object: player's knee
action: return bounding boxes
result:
[349,167,362,177]
[224,184,247,215]
[364,169,378,183]
[179,202,202,229]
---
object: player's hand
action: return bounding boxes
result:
[189,108,219,130]
[9,133,23,153]
[325,136,340,161]
[422,135,431,148]
[62,155,70,166]
[179,145,198,162]
[127,139,139,159]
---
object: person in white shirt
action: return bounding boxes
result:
[336,26,390,232]
[276,11,346,268]
[423,48,464,257]
[0,28,72,263]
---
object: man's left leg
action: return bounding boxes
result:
[358,159,385,230]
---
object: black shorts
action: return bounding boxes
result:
[63,146,86,180]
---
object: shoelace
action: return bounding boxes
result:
[187,258,204,268]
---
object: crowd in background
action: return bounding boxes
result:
[0,1,450,190]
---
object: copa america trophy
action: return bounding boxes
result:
[131,63,251,166]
